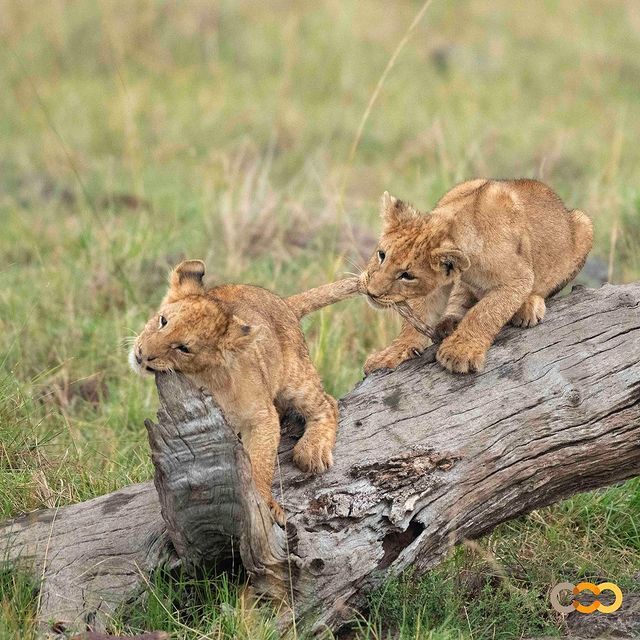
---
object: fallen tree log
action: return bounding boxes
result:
[1,283,639,635]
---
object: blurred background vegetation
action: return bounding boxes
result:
[0,1,638,638]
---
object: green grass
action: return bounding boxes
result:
[0,566,39,640]
[1,1,639,638]
[111,570,283,640]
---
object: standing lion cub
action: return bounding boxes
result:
[131,260,359,524]
[361,178,593,374]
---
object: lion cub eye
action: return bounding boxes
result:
[399,272,416,281]
[175,344,190,354]
[377,250,386,263]
[159,315,168,328]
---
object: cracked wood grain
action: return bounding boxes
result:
[1,283,639,635]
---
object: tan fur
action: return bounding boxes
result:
[361,179,593,374]
[131,261,359,524]
[286,277,361,318]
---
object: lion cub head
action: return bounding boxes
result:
[130,260,258,377]
[359,192,470,308]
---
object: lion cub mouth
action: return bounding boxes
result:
[128,348,164,377]
[366,295,394,310]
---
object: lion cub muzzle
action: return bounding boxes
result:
[129,344,162,375]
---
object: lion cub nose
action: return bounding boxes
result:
[135,348,157,364]
[365,276,385,298]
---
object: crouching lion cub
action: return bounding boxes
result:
[361,178,593,374]
[131,260,359,524]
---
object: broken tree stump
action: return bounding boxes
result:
[143,375,289,596]
[1,283,639,634]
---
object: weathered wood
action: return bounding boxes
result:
[144,375,289,596]
[1,283,639,635]
[0,483,170,632]
[285,282,640,631]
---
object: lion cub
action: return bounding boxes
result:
[361,179,593,374]
[131,260,359,524]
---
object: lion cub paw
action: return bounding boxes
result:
[364,344,423,375]
[511,295,546,328]
[437,334,487,374]
[293,436,334,474]
[269,498,286,526]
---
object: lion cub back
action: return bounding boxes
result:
[443,178,593,295]
[207,283,309,358]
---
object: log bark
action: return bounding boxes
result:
[1,283,639,635]
[0,482,168,632]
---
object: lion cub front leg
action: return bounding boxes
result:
[284,364,338,474]
[437,270,533,373]
[241,406,285,525]
[364,322,430,374]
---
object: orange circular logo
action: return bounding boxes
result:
[551,581,623,614]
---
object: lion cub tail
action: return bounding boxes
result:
[285,277,361,320]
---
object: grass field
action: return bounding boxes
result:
[1,1,639,638]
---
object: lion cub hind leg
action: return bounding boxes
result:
[510,294,546,328]
[241,406,285,525]
[563,209,594,289]
[283,368,338,474]
[529,209,594,302]
[542,209,594,299]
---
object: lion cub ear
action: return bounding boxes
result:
[223,316,262,352]
[380,191,419,230]
[164,260,206,304]
[431,247,471,277]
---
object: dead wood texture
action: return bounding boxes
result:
[1,283,639,635]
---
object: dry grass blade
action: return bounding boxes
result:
[338,0,435,208]
[393,301,435,340]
